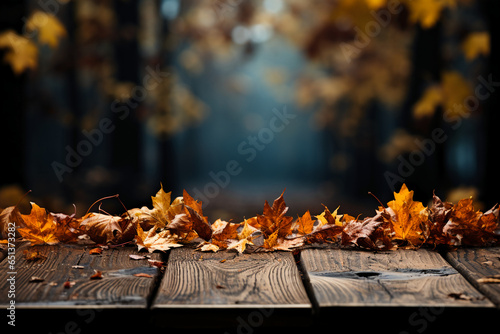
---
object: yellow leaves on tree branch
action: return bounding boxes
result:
[26,11,67,48]
[403,0,457,29]
[462,32,490,61]
[0,11,66,75]
[412,71,472,119]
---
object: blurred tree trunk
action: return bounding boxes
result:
[0,1,26,188]
[400,22,444,198]
[481,0,500,207]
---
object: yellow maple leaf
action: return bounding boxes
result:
[135,224,182,252]
[227,238,253,254]
[0,30,38,75]
[413,71,471,119]
[387,184,430,247]
[412,85,443,119]
[26,11,67,48]
[263,230,279,249]
[441,71,472,115]
[316,206,342,227]
[404,0,456,29]
[18,202,59,245]
[149,183,172,228]
[462,32,490,61]
[238,218,258,240]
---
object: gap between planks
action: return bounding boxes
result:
[444,247,500,307]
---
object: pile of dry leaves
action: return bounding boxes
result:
[1,184,498,253]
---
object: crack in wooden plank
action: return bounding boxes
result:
[309,267,457,281]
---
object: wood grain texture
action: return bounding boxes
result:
[0,243,162,308]
[445,247,500,307]
[300,248,494,308]
[153,248,311,308]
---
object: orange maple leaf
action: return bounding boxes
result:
[254,191,303,251]
[199,219,240,252]
[182,190,212,241]
[294,210,315,235]
[18,202,59,245]
[257,190,293,239]
[386,184,430,248]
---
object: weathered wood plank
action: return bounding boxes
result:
[0,243,162,308]
[300,248,494,308]
[153,247,311,308]
[445,247,500,307]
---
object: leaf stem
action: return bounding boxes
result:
[85,194,119,216]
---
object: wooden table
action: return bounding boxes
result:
[1,243,499,333]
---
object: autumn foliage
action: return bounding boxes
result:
[1,184,498,253]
